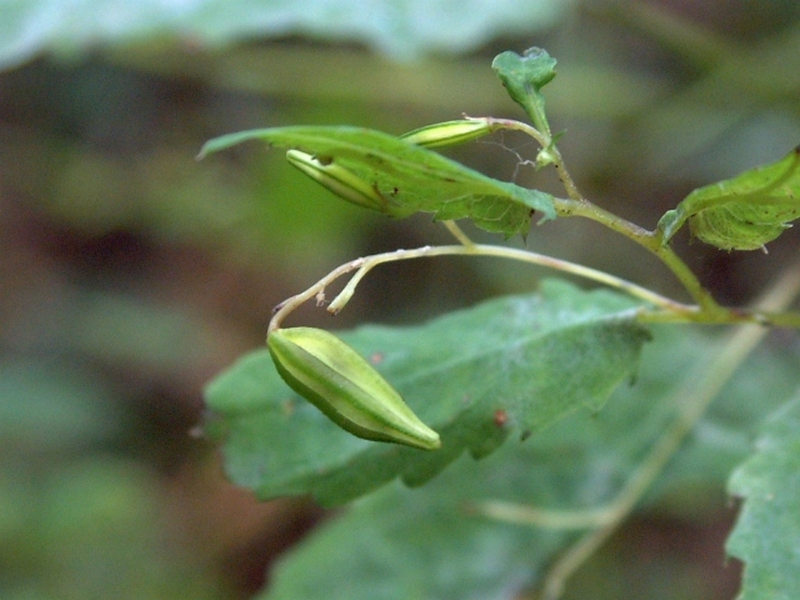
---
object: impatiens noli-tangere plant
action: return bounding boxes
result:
[199,48,800,600]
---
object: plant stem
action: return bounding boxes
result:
[538,262,800,600]
[270,243,800,331]
[486,116,722,311]
[470,500,616,530]
[442,220,475,247]
[268,244,691,331]
[556,198,721,310]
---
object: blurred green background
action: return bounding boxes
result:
[2,0,799,598]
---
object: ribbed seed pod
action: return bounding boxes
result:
[285,149,387,211]
[268,327,441,451]
[400,118,493,148]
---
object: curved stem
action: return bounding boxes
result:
[485,116,721,311]
[556,198,720,311]
[268,243,693,332]
[268,259,366,333]
[470,500,615,531]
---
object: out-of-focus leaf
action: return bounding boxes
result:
[726,393,800,600]
[658,147,800,250]
[0,458,227,600]
[0,0,572,69]
[204,280,649,506]
[200,125,556,237]
[0,360,119,454]
[252,325,800,600]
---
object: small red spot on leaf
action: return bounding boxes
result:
[494,409,509,427]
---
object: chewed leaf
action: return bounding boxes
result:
[658,146,800,250]
[199,125,555,237]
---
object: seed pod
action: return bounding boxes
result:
[285,149,387,211]
[400,118,493,148]
[268,327,441,450]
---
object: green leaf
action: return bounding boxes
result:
[492,48,557,135]
[204,280,649,506]
[250,325,800,600]
[726,393,800,600]
[658,147,800,250]
[199,125,556,237]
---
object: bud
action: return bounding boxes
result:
[268,327,441,450]
[400,118,493,148]
[285,149,387,211]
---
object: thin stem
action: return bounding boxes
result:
[484,116,721,311]
[556,198,720,311]
[268,259,366,333]
[270,242,800,332]
[470,500,615,530]
[441,220,475,247]
[538,263,800,600]
[268,244,691,331]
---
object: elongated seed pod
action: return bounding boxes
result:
[285,149,387,211]
[400,119,493,148]
[268,327,441,450]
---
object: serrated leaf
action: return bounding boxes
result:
[251,325,800,600]
[658,147,800,250]
[726,393,800,600]
[199,125,555,237]
[204,280,649,506]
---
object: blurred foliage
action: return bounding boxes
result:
[0,0,571,68]
[2,0,800,598]
[726,393,800,600]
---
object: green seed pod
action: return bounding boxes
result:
[285,149,387,211]
[400,118,493,148]
[268,327,441,451]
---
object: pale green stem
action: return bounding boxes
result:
[441,220,475,247]
[470,500,615,531]
[556,198,720,311]
[268,259,367,333]
[537,263,800,600]
[484,117,721,311]
[270,243,800,332]
[321,244,688,319]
